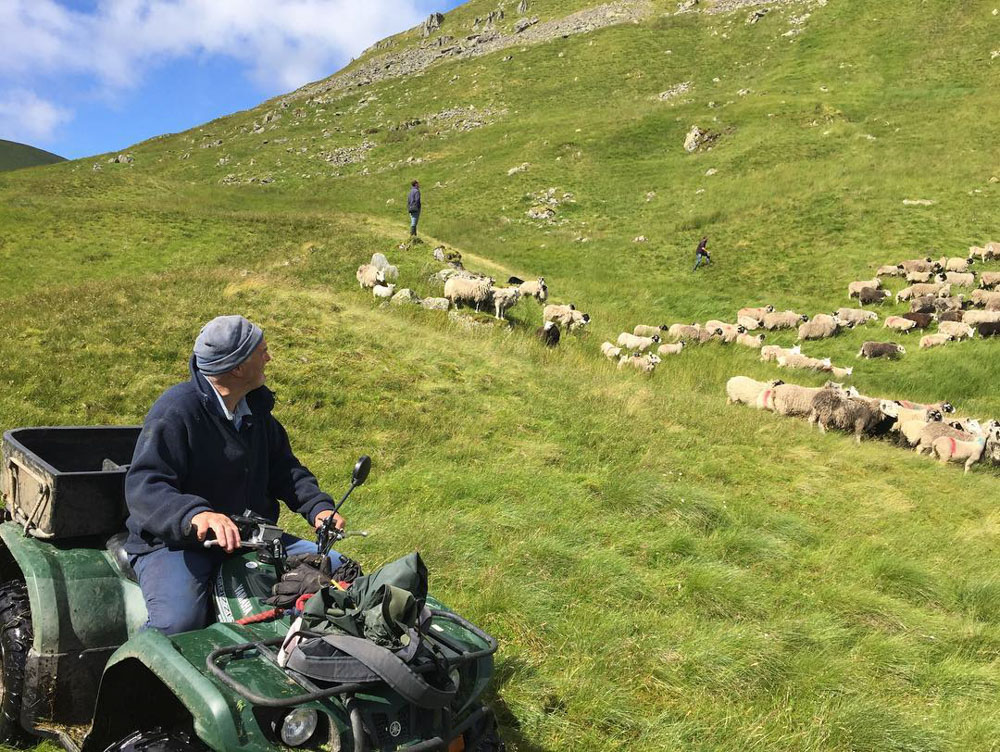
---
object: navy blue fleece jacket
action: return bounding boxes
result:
[124,357,336,555]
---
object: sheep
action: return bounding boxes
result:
[876,264,906,277]
[765,381,849,417]
[706,321,745,343]
[969,245,992,261]
[896,283,950,302]
[543,303,575,321]
[617,332,661,352]
[979,272,1000,289]
[894,399,955,415]
[356,263,386,289]
[737,305,774,320]
[944,271,976,287]
[537,321,560,347]
[798,314,842,340]
[931,433,994,474]
[884,316,917,333]
[564,310,591,331]
[669,324,721,343]
[969,289,1000,308]
[848,279,882,298]
[836,308,878,326]
[763,311,809,330]
[919,333,954,348]
[988,242,1000,258]
[906,271,935,283]
[858,341,905,359]
[726,376,784,406]
[735,332,766,348]
[829,366,854,379]
[901,312,934,329]
[938,310,964,322]
[962,310,1000,325]
[941,257,974,273]
[778,353,831,371]
[490,286,521,320]
[736,315,763,330]
[657,342,685,356]
[936,320,974,340]
[508,276,548,302]
[419,297,450,311]
[896,411,944,447]
[633,324,668,338]
[899,258,937,273]
[809,391,889,443]
[760,344,801,362]
[372,283,397,299]
[618,352,661,373]
[544,304,591,331]
[859,288,890,305]
[444,275,494,311]
[370,253,399,281]
[976,322,1000,338]
[601,341,622,359]
[916,421,978,455]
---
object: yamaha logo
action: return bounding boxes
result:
[389,721,402,738]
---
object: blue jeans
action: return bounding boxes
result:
[409,211,420,234]
[132,534,333,635]
[693,253,711,271]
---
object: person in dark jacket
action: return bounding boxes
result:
[693,236,711,271]
[407,180,421,236]
[125,315,344,634]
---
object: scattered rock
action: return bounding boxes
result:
[633,235,647,243]
[179,153,190,160]
[645,191,656,202]
[448,311,496,329]
[391,288,423,305]
[108,153,133,164]
[514,16,539,33]
[319,139,376,166]
[422,12,444,37]
[677,0,698,10]
[746,8,769,24]
[92,163,102,172]
[517,0,529,13]
[502,55,513,61]
[705,168,718,176]
[200,139,223,149]
[386,198,396,204]
[902,199,935,206]
[737,88,750,96]
[217,157,229,167]
[683,125,719,152]
[992,50,1000,59]
[990,176,999,184]
[419,297,451,311]
[527,205,556,220]
[657,81,692,101]
[507,162,531,176]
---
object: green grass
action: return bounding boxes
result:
[0,139,65,173]
[3,0,1000,749]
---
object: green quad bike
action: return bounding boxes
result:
[0,426,503,752]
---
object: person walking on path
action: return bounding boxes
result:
[693,236,711,271]
[407,180,421,236]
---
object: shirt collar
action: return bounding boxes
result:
[206,379,252,430]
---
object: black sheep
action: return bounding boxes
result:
[536,321,560,347]
[976,321,1000,338]
[902,312,934,328]
[859,288,890,305]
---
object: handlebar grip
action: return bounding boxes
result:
[203,540,221,548]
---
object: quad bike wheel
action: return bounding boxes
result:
[470,719,506,752]
[0,580,32,747]
[103,728,207,752]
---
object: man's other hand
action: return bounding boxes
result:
[191,511,241,552]
[314,509,346,530]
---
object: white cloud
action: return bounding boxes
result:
[0,0,430,94]
[0,88,73,143]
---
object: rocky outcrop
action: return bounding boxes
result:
[421,13,444,37]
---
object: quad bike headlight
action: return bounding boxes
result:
[280,708,319,746]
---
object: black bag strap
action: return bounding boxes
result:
[285,633,456,709]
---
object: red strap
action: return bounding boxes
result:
[236,608,283,625]
[294,592,315,612]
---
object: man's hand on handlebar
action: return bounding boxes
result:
[192,511,242,552]
[313,509,345,531]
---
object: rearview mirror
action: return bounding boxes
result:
[352,455,371,487]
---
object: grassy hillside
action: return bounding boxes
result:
[0,139,65,172]
[3,0,1000,749]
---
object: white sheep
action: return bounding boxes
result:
[884,316,917,333]
[736,315,763,330]
[546,304,591,331]
[618,352,661,373]
[969,289,1000,308]
[836,308,878,326]
[931,433,992,474]
[905,271,935,283]
[848,279,881,298]
[938,321,975,340]
[617,332,661,352]
[979,272,1000,290]
[829,366,853,379]
[919,333,954,348]
[633,324,668,338]
[798,314,842,340]
[356,263,386,289]
[508,276,548,302]
[370,253,399,281]
[778,353,831,371]
[706,321,744,343]
[944,271,975,287]
[968,246,992,261]
[372,283,396,299]
[737,305,774,320]
[726,376,783,406]
[735,332,766,348]
[444,275,494,311]
[876,264,906,277]
[760,344,800,362]
[897,282,950,301]
[941,257,973,273]
[491,286,521,320]
[657,342,685,356]
[900,258,938,273]
[962,310,1000,325]
[763,311,809,330]
[601,341,623,360]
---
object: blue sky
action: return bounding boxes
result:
[1,0,465,159]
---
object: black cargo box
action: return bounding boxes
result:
[0,426,140,539]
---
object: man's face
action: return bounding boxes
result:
[239,339,271,389]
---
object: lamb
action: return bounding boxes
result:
[899,258,937,273]
[836,308,879,326]
[876,264,906,277]
[763,311,809,330]
[884,316,917,333]
[968,245,990,261]
[726,376,784,406]
[618,352,661,373]
[976,322,1000,338]
[906,271,935,283]
[370,253,399,281]
[941,257,973,273]
[859,288,890,305]
[489,286,521,320]
[444,275,494,311]
[848,279,882,298]
[778,353,831,371]
[764,381,848,417]
[916,421,978,455]
[617,332,661,352]
[657,342,685,356]
[798,314,842,340]
[735,332,766,348]
[760,344,801,362]
[901,312,934,328]
[737,305,774,320]
[944,271,976,287]
[809,391,888,443]
[829,366,854,379]
[601,341,622,360]
[979,272,1000,289]
[919,333,955,348]
[938,320,975,340]
[858,341,906,359]
[508,276,548,302]
[962,310,1000,325]
[356,263,386,289]
[931,433,993,474]
[372,283,397,299]
[633,324,668,338]
[537,321,560,347]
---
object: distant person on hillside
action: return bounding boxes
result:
[407,180,421,236]
[693,236,711,271]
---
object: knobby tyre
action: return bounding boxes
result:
[103,727,207,752]
[0,580,31,747]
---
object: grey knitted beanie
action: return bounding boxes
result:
[193,315,264,375]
